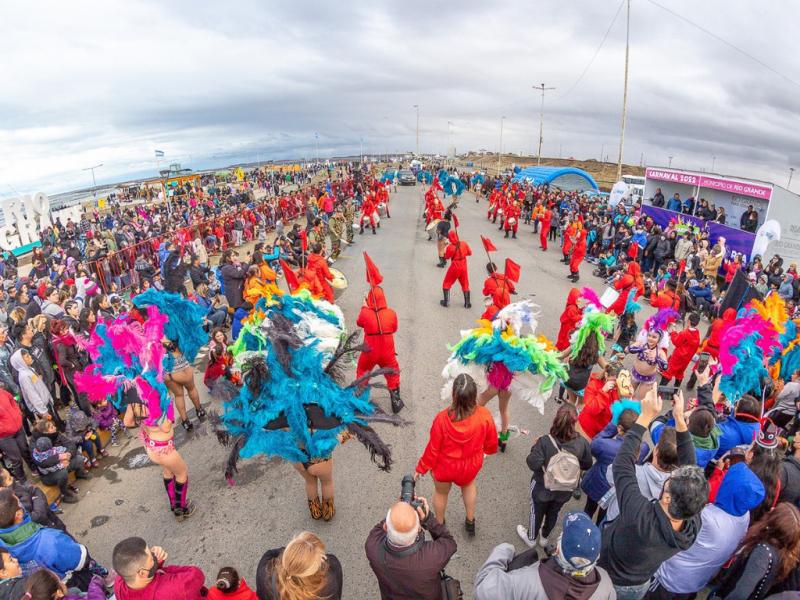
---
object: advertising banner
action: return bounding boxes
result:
[645,168,772,201]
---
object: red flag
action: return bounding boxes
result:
[363,252,383,286]
[280,259,300,292]
[504,258,521,283]
[299,230,308,254]
[481,235,497,253]
[452,212,460,229]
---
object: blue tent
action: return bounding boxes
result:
[513,166,599,192]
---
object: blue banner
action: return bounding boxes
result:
[642,205,756,259]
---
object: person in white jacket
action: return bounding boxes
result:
[9,349,52,418]
[474,512,616,600]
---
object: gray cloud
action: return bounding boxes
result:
[1,0,799,197]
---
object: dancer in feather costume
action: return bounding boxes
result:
[74,290,209,521]
[212,283,402,521]
[440,300,567,452]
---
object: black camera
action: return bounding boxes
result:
[400,475,423,511]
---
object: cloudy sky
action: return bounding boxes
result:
[1,0,799,197]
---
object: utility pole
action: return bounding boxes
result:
[413,105,420,156]
[639,152,644,167]
[82,164,103,199]
[497,116,506,175]
[668,155,674,168]
[615,0,631,182]
[600,144,605,163]
[533,83,555,165]
[789,167,795,188]
[711,155,716,172]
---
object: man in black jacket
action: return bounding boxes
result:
[365,496,457,600]
[598,385,707,600]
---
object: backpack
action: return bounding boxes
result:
[543,435,581,492]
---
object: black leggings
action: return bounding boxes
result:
[531,497,566,540]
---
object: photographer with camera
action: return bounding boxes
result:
[364,479,458,600]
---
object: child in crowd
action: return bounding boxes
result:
[66,405,106,468]
[31,431,90,504]
[207,566,257,600]
[611,312,638,355]
[92,398,126,446]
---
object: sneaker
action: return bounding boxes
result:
[181,419,194,431]
[174,502,197,522]
[68,484,80,493]
[76,471,93,480]
[111,440,120,447]
[538,534,550,547]
[516,524,536,548]
[62,492,79,504]
[100,448,109,457]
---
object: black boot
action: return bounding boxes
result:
[504,230,509,238]
[389,388,404,414]
[359,226,364,235]
[372,227,377,235]
[440,289,450,307]
[464,291,472,308]
[512,231,517,239]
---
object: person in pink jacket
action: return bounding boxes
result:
[112,537,206,600]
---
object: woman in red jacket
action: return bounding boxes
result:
[415,374,498,536]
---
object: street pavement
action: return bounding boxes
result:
[64,184,618,598]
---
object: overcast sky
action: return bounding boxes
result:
[2,0,799,197]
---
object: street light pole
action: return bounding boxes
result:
[82,163,104,199]
[711,155,716,172]
[413,105,420,156]
[497,116,506,175]
[533,83,555,166]
[789,167,795,188]
[668,155,674,168]
[615,0,631,182]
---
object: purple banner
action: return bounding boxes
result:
[642,205,756,259]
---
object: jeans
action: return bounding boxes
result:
[40,455,85,494]
[207,308,227,328]
[0,429,35,481]
[614,580,651,600]
[80,435,103,460]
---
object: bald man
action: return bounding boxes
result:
[365,496,457,599]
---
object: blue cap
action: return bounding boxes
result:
[559,511,601,572]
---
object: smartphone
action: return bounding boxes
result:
[658,385,678,399]
[696,352,711,372]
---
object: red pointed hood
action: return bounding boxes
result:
[366,286,388,310]
[448,230,459,244]
[566,287,581,308]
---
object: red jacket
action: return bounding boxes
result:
[650,289,680,311]
[482,273,516,311]
[416,406,498,485]
[206,580,257,600]
[357,287,398,339]
[608,262,645,315]
[577,375,620,440]
[0,389,23,438]
[114,565,206,600]
[444,233,471,264]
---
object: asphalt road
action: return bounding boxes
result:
[64,184,619,598]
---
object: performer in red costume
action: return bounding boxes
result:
[568,226,587,282]
[649,279,681,311]
[661,312,701,387]
[307,243,335,303]
[561,218,578,263]
[607,261,645,316]
[441,230,472,308]
[556,288,583,351]
[481,262,516,321]
[539,206,553,251]
[356,285,403,414]
[360,193,377,235]
[503,201,521,239]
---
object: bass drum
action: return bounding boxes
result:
[426,218,441,231]
[377,202,387,216]
[330,268,348,299]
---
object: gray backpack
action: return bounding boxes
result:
[543,435,581,492]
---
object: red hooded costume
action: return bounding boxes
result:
[569,228,588,274]
[701,308,736,358]
[662,325,701,382]
[608,262,645,316]
[307,253,335,303]
[356,286,399,390]
[556,288,583,351]
[539,208,553,250]
[481,271,516,320]
[577,373,621,439]
[442,231,472,292]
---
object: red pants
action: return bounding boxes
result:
[540,225,550,250]
[356,338,399,390]
[443,262,469,291]
[504,221,518,233]
[569,250,586,273]
[320,280,334,303]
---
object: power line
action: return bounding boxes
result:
[559,0,625,101]
[646,0,800,90]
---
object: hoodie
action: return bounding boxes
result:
[0,514,87,579]
[416,406,498,484]
[598,424,701,586]
[9,350,51,416]
[715,413,761,458]
[653,463,765,593]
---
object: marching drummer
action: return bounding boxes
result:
[360,191,378,235]
[503,200,521,239]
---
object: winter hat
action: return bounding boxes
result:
[557,511,601,575]
[34,436,53,452]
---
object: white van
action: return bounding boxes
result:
[622,175,645,204]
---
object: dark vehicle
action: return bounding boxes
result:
[398,169,416,185]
